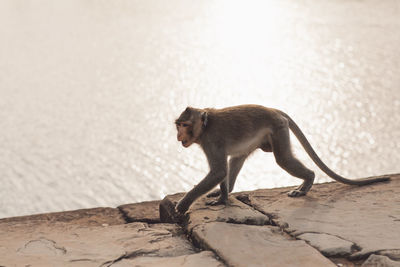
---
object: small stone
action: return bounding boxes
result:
[361,254,400,267]
[118,200,161,223]
[159,193,185,223]
[379,250,400,261]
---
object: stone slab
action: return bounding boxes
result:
[362,254,400,267]
[159,193,270,228]
[242,174,400,259]
[185,195,270,232]
[118,200,161,223]
[192,222,336,267]
[298,232,354,256]
[379,250,400,261]
[0,207,126,227]
[0,221,222,267]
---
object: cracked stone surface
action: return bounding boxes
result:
[111,251,224,267]
[0,221,223,267]
[185,196,271,231]
[361,254,400,267]
[160,194,270,228]
[239,174,400,260]
[2,173,399,266]
[160,194,335,266]
[297,232,354,256]
[193,222,336,267]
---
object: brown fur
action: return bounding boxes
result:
[174,104,390,214]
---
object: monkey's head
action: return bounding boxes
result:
[175,107,208,148]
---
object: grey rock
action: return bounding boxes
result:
[362,254,400,267]
[185,196,270,232]
[298,232,354,256]
[118,200,161,223]
[159,192,185,223]
[192,222,336,267]
[379,250,400,261]
[0,221,222,267]
[245,174,400,259]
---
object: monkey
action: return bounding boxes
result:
[174,105,390,214]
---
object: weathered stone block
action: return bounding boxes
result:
[118,200,161,223]
[362,254,400,267]
[192,222,336,267]
[245,174,400,259]
[159,192,185,223]
[298,232,354,257]
[0,221,223,266]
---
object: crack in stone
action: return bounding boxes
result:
[224,217,270,226]
[235,195,277,226]
[149,236,169,243]
[70,258,95,262]
[294,231,359,247]
[117,206,131,223]
[17,238,67,256]
[100,249,159,267]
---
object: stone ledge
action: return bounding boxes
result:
[0,207,126,227]
[0,173,398,267]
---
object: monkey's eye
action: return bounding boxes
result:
[182,123,189,127]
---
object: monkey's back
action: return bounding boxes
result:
[201,105,286,153]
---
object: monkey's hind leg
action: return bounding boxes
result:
[206,179,229,206]
[271,127,315,197]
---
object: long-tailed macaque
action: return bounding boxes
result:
[174,105,390,214]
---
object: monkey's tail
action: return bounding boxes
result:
[279,111,390,185]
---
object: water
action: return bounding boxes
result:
[0,0,399,219]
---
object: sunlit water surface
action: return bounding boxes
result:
[0,0,399,218]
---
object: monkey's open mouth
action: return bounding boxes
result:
[182,140,188,146]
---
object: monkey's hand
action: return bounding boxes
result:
[206,189,221,198]
[175,199,190,214]
[205,197,227,206]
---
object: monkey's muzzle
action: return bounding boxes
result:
[181,140,190,147]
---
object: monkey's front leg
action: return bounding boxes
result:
[176,169,227,214]
[206,155,247,199]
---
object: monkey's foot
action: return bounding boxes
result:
[287,189,307,197]
[205,198,227,206]
[206,189,221,198]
